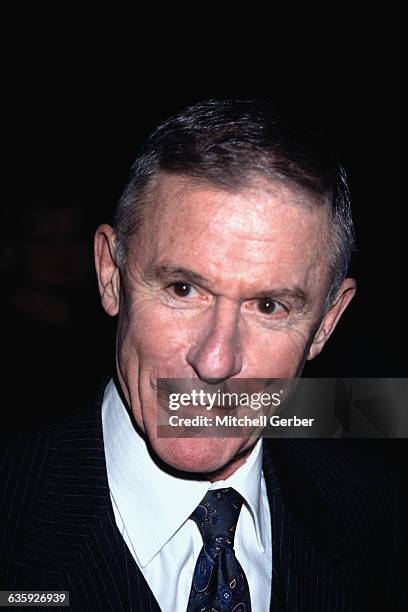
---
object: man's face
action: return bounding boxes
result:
[95,174,355,477]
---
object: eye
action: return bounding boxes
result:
[169,282,198,298]
[257,298,286,315]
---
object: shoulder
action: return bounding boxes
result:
[0,427,53,584]
[262,437,406,606]
[0,380,109,582]
[263,438,400,524]
[0,428,53,534]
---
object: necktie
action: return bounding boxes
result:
[187,487,252,611]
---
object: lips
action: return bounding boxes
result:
[156,377,285,396]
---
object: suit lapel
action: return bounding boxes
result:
[263,438,357,612]
[14,395,161,611]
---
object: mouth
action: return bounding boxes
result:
[155,376,284,393]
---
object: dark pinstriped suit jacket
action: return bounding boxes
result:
[0,385,404,611]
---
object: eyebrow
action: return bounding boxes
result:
[143,263,311,308]
[251,287,310,310]
[142,264,211,288]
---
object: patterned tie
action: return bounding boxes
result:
[187,487,252,612]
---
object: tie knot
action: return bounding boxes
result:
[190,487,244,548]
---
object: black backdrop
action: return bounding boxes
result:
[1,22,407,593]
[2,42,407,431]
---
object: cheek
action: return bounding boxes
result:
[245,327,312,377]
[118,303,193,372]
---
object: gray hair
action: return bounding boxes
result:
[114,99,355,307]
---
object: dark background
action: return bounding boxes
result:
[1,20,406,587]
[2,35,406,432]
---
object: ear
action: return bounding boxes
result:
[307,277,356,361]
[94,224,120,316]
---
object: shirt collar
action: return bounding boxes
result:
[208,436,265,552]
[102,379,265,567]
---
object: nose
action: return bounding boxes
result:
[186,299,243,382]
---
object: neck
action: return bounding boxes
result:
[205,446,254,482]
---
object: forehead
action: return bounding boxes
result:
[133,174,331,295]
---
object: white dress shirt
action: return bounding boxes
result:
[102,379,272,612]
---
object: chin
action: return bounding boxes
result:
[148,436,247,477]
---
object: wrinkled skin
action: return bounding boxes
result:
[95,174,356,480]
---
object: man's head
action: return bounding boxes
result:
[95,99,356,478]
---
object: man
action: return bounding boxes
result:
[1,99,404,610]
